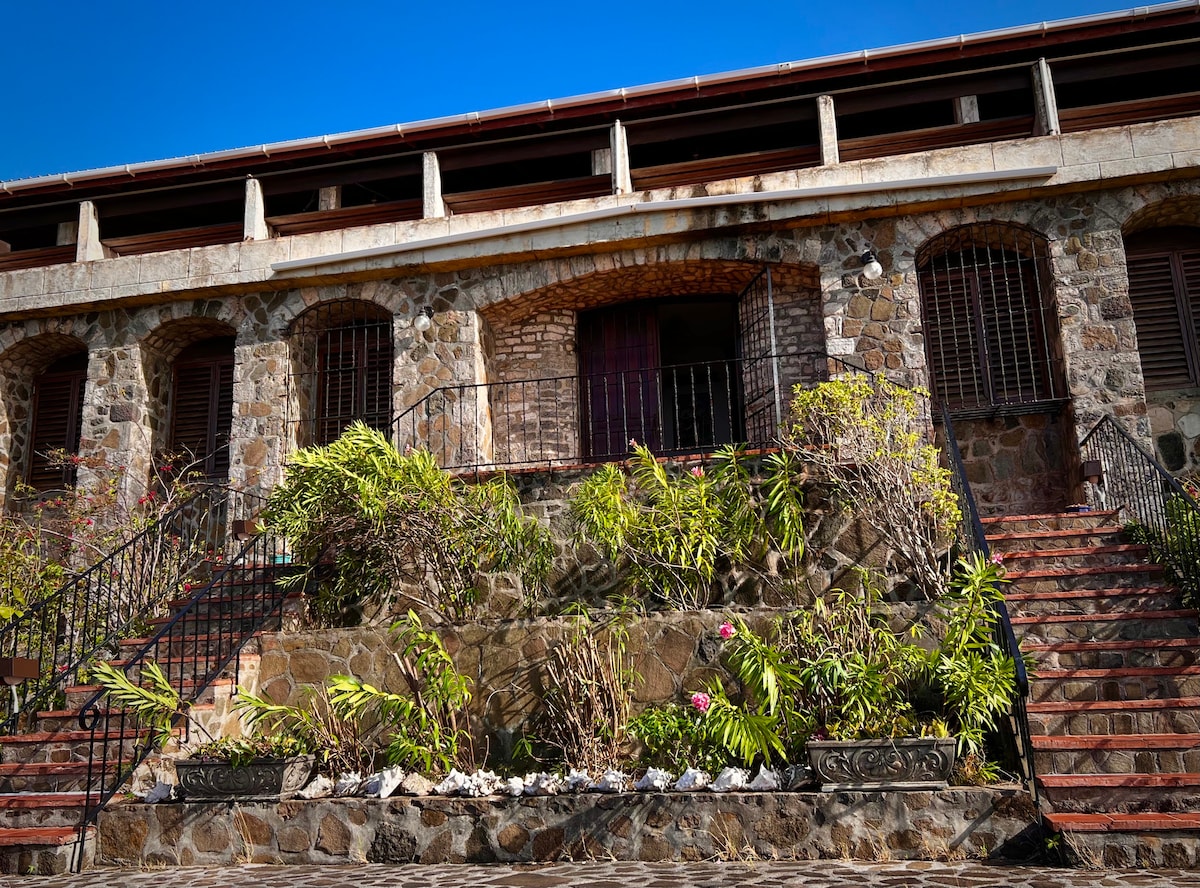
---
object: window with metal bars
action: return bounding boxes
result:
[1124,227,1200,391]
[168,337,235,480]
[291,301,394,446]
[27,352,87,491]
[917,224,1062,415]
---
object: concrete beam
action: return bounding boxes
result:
[423,152,446,218]
[318,186,342,211]
[591,147,613,176]
[817,95,839,166]
[954,96,980,125]
[610,121,633,195]
[76,201,108,262]
[1032,58,1061,137]
[56,220,78,246]
[244,178,270,241]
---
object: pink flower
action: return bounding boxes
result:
[691,691,711,713]
[719,621,735,640]
[990,552,1004,565]
[690,466,704,478]
[628,438,638,448]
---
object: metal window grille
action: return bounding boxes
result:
[917,223,1062,416]
[289,301,394,446]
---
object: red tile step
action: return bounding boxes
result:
[0,729,152,745]
[986,527,1125,543]
[981,511,1120,524]
[1011,609,1197,625]
[1039,773,1200,788]
[1032,734,1200,750]
[1005,564,1165,580]
[0,762,91,778]
[0,827,89,848]
[0,792,88,809]
[1028,697,1200,714]
[1022,638,1197,653]
[1000,544,1150,560]
[1006,586,1175,603]
[1033,665,1200,680]
[1046,812,1200,832]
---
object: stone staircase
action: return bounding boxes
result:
[0,560,286,874]
[986,509,1200,867]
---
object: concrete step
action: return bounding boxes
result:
[64,676,233,710]
[0,729,161,767]
[0,792,89,827]
[1004,563,1166,593]
[986,526,1126,553]
[0,825,93,875]
[118,633,263,658]
[981,510,1121,534]
[1022,637,1200,670]
[1033,734,1200,776]
[0,762,94,794]
[1038,772,1200,814]
[1012,610,1198,645]
[1045,812,1200,867]
[1004,586,1186,617]
[1028,697,1200,736]
[1028,666,1200,703]
[999,544,1153,573]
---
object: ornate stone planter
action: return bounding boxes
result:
[807,738,956,791]
[175,755,316,801]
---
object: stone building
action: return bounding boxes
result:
[1,1,1199,519]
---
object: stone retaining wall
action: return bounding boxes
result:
[96,788,1039,867]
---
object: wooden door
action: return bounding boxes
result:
[170,337,235,480]
[578,305,662,458]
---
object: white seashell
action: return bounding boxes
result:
[748,764,780,791]
[434,768,470,795]
[334,771,364,796]
[523,772,562,796]
[672,767,711,791]
[711,766,750,792]
[589,769,627,793]
[564,768,591,792]
[297,774,334,799]
[634,768,674,791]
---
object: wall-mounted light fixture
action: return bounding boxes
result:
[412,306,435,333]
[860,249,884,281]
[1082,459,1104,486]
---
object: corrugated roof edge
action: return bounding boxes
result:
[1,0,1195,196]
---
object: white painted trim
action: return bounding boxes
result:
[271,166,1058,273]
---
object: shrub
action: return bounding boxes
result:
[1126,491,1200,604]
[629,702,730,774]
[570,444,805,609]
[262,423,553,624]
[786,374,960,599]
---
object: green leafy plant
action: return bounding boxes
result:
[629,702,730,774]
[187,734,315,767]
[90,660,202,750]
[1126,489,1200,604]
[262,422,554,624]
[235,611,473,776]
[786,374,960,599]
[570,444,805,609]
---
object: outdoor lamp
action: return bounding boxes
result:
[0,658,38,686]
[413,306,435,333]
[1082,459,1104,485]
[860,250,884,281]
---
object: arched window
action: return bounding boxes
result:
[917,223,1063,414]
[291,301,394,446]
[1125,227,1200,390]
[28,352,87,491]
[169,336,235,480]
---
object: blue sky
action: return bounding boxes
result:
[1,0,1141,182]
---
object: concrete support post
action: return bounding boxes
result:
[56,220,78,246]
[76,201,107,262]
[423,152,446,218]
[244,178,270,241]
[318,186,342,211]
[817,95,840,166]
[954,96,980,124]
[591,147,613,176]
[610,120,633,195]
[1032,58,1061,136]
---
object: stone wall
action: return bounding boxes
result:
[1149,389,1200,480]
[948,412,1074,516]
[96,788,1039,866]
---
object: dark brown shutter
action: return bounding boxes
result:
[28,357,86,491]
[578,305,662,458]
[170,338,234,479]
[1127,252,1193,389]
[316,324,393,445]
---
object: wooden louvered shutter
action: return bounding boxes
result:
[28,358,86,491]
[1128,247,1200,390]
[170,339,234,479]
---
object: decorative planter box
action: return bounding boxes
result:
[175,755,316,801]
[807,738,956,791]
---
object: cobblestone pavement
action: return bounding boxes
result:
[3,862,1200,888]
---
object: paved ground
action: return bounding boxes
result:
[3,862,1199,888]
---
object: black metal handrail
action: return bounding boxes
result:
[1080,414,1200,600]
[392,351,871,471]
[940,402,1037,797]
[74,529,293,866]
[0,484,232,735]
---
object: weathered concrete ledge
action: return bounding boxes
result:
[97,787,1040,867]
